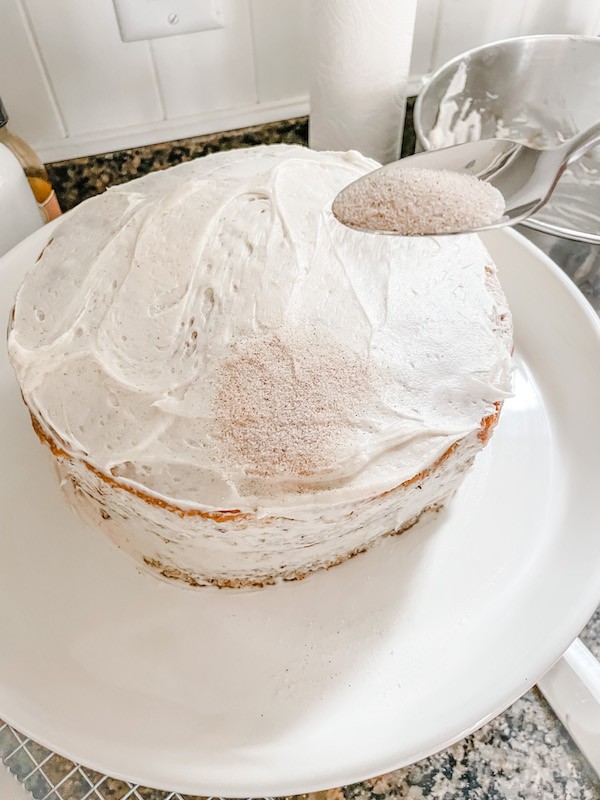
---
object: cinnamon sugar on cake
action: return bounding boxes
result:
[214,329,376,482]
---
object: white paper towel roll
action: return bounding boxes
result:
[309,0,417,164]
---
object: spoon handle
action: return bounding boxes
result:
[561,121,600,167]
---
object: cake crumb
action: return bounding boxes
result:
[333,166,505,235]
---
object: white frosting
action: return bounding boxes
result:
[54,421,484,587]
[9,144,513,518]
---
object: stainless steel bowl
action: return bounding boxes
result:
[413,35,600,303]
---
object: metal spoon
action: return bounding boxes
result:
[332,122,600,236]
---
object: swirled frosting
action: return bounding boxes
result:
[8,145,513,513]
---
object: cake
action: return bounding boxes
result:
[8,144,513,588]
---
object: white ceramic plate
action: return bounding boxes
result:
[1,226,600,797]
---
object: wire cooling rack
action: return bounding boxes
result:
[0,719,274,800]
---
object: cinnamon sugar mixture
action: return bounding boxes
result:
[333,167,505,235]
[214,329,375,479]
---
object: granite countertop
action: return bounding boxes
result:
[2,107,600,800]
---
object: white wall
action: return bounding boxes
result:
[1,0,599,162]
[414,0,600,77]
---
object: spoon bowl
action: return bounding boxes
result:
[332,123,600,236]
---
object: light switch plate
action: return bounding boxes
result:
[113,0,224,42]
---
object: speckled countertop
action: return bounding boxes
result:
[2,107,600,800]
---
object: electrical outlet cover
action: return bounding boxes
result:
[113,0,224,42]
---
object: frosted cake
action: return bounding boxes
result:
[8,145,513,587]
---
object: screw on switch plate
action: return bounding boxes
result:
[113,0,224,42]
